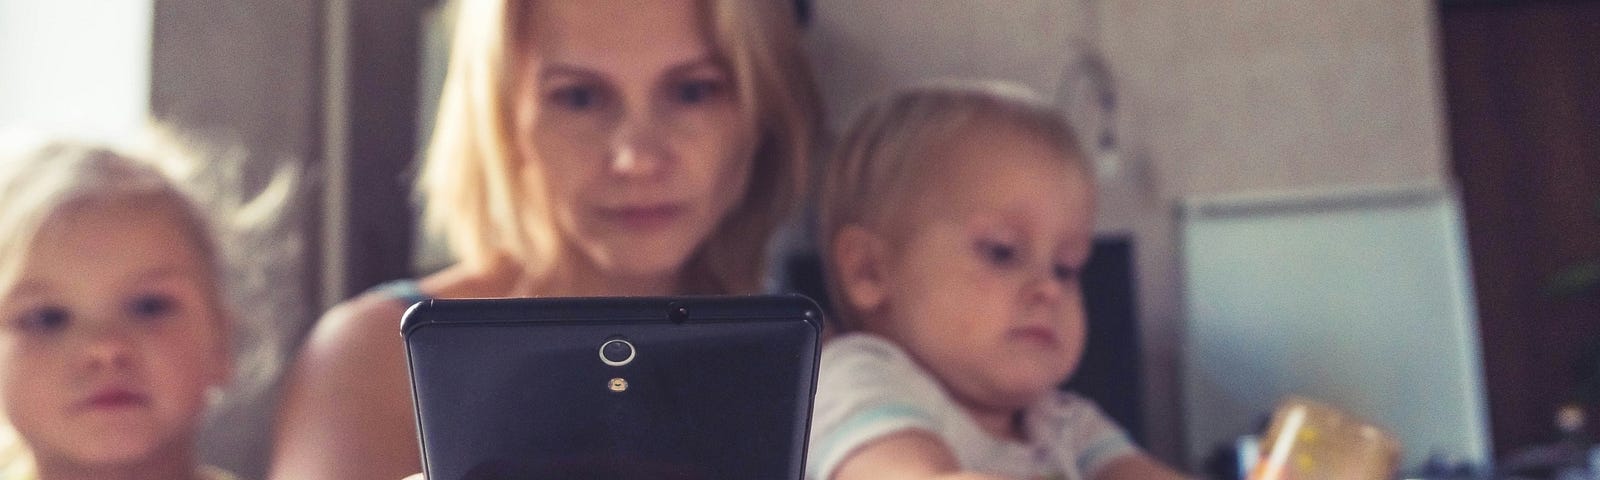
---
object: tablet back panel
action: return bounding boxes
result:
[404,296,822,480]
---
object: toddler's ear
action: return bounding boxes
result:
[832,225,890,315]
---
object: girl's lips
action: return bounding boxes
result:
[79,388,149,410]
[599,203,685,230]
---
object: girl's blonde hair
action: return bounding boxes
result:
[817,82,1089,332]
[420,0,820,294]
[0,131,296,400]
[0,141,222,308]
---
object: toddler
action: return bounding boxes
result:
[809,83,1189,480]
[0,140,240,480]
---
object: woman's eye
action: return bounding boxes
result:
[977,240,1019,267]
[550,85,602,110]
[128,294,177,320]
[16,307,70,334]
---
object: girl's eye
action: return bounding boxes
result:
[128,294,177,320]
[976,240,1019,267]
[549,85,603,110]
[673,79,723,104]
[16,307,70,334]
[1052,263,1081,283]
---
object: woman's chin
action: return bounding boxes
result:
[593,250,693,284]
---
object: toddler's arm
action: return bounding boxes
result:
[832,430,1015,480]
[1092,452,1191,480]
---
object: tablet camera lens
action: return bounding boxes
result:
[599,339,635,366]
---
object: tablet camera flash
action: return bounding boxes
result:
[609,377,628,392]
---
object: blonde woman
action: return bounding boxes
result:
[268,0,819,479]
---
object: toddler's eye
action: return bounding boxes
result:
[976,240,1019,267]
[128,295,177,320]
[549,85,603,110]
[1052,263,1081,283]
[16,307,70,334]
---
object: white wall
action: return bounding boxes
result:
[0,0,153,143]
[1181,186,1489,470]
[805,0,1452,466]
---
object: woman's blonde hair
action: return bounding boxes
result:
[420,0,820,294]
[817,81,1089,332]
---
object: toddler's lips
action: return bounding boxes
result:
[1009,326,1060,346]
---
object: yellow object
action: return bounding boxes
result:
[1249,396,1401,480]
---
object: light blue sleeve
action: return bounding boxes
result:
[806,335,949,480]
[1052,393,1138,478]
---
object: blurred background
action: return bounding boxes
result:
[1,0,1596,478]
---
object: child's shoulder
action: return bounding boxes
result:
[816,333,950,406]
[820,333,926,376]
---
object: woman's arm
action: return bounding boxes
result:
[269,295,421,480]
[831,430,1014,480]
[1092,452,1191,480]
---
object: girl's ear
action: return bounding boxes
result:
[832,225,891,316]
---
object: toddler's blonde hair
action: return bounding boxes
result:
[817,81,1090,332]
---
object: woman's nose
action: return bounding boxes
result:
[608,114,671,178]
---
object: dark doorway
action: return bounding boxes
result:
[1439,0,1600,456]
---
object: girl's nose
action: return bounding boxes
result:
[79,324,137,371]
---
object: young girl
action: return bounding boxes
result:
[0,140,242,480]
[810,84,1190,480]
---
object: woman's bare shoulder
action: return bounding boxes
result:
[303,291,412,358]
[300,265,510,357]
[271,290,421,480]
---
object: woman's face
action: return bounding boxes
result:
[523,0,756,282]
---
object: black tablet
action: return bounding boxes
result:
[402,295,823,480]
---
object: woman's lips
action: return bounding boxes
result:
[599,203,684,230]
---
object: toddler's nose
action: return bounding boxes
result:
[1026,271,1068,305]
[79,325,137,371]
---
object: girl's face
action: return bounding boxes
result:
[868,126,1096,417]
[523,0,757,283]
[0,201,228,470]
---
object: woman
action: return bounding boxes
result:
[268,1,819,478]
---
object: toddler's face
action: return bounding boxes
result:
[0,201,227,469]
[876,126,1095,412]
